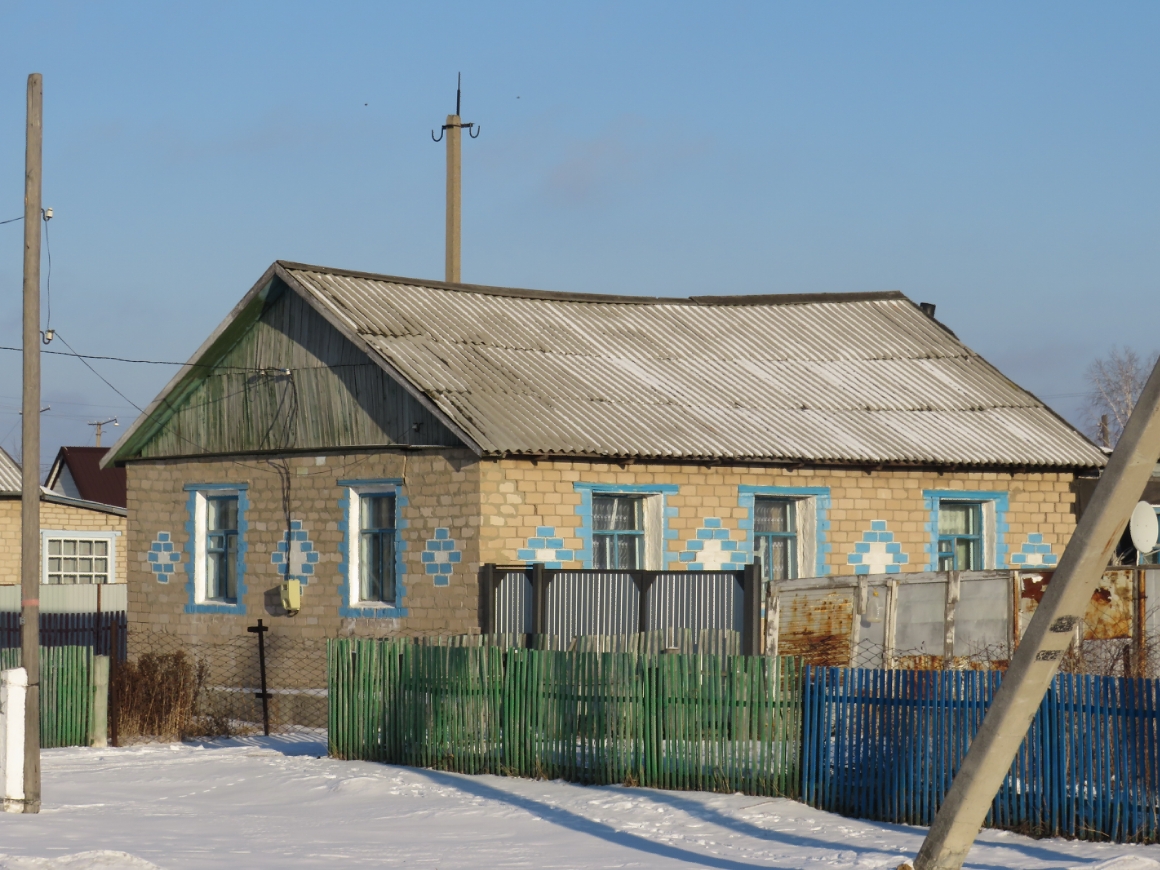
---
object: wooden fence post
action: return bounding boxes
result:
[530,563,548,646]
[741,563,761,656]
[943,570,961,669]
[479,564,496,635]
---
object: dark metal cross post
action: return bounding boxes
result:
[247,620,271,736]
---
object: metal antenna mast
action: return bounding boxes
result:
[432,73,480,284]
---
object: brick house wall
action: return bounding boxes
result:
[0,497,127,586]
[126,447,1080,643]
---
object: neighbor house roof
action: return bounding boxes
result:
[105,261,1107,470]
[0,447,21,493]
[0,445,125,515]
[46,446,127,508]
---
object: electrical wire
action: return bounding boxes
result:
[52,333,148,417]
[0,216,22,225]
[42,210,52,329]
[0,343,376,374]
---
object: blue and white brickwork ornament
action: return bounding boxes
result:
[1010,533,1058,567]
[147,532,182,581]
[516,527,574,569]
[270,520,319,583]
[422,528,462,586]
[847,521,909,575]
[678,518,745,571]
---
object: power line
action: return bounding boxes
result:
[0,215,22,225]
[0,343,375,373]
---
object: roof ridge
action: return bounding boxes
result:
[277,261,909,307]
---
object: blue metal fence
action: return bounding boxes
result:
[802,666,1160,843]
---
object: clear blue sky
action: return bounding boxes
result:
[0,1,1157,468]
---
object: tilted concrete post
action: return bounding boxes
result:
[0,668,27,812]
[913,355,1160,870]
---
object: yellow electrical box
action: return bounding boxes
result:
[281,579,301,614]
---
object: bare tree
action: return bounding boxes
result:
[1086,346,1159,447]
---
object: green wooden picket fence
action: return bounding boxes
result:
[0,645,98,748]
[328,639,804,797]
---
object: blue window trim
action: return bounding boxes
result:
[183,483,248,615]
[338,478,408,618]
[573,483,679,568]
[753,498,798,582]
[936,502,983,571]
[738,485,831,578]
[923,490,1009,570]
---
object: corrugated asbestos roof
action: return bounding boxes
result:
[0,447,20,493]
[272,263,1104,469]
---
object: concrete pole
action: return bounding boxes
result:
[445,113,461,284]
[913,353,1160,869]
[20,72,42,815]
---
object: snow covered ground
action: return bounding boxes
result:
[0,737,1156,869]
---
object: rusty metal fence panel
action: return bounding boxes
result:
[648,571,742,634]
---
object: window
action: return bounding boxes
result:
[358,493,397,603]
[204,495,238,601]
[44,536,112,585]
[754,498,797,582]
[937,502,983,571]
[593,495,644,569]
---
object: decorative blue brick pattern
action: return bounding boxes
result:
[422,527,462,586]
[923,490,1009,570]
[737,486,831,577]
[1010,533,1059,567]
[271,520,320,584]
[147,532,182,581]
[677,517,745,571]
[516,526,574,569]
[337,479,408,618]
[846,520,909,575]
[573,483,680,568]
[183,484,249,615]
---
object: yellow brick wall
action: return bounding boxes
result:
[126,449,481,643]
[0,497,127,585]
[478,460,1078,574]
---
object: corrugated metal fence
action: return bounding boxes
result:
[482,565,757,653]
[329,639,803,796]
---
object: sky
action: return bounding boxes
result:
[0,1,1158,471]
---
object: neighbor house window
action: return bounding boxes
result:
[754,498,797,582]
[205,495,239,601]
[43,534,115,585]
[593,494,644,569]
[937,502,983,571]
[358,493,397,603]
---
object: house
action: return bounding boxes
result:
[101,261,1106,646]
[46,446,127,508]
[0,446,126,600]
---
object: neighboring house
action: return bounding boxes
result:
[0,446,126,591]
[46,446,127,508]
[102,261,1106,644]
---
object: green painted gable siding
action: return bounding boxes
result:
[135,281,461,458]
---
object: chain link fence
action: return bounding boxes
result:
[111,624,326,745]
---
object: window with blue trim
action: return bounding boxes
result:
[754,498,797,582]
[592,495,644,569]
[359,493,396,603]
[937,502,983,571]
[205,495,239,601]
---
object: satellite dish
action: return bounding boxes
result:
[1130,501,1159,554]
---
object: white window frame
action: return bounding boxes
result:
[347,485,401,608]
[41,529,120,585]
[192,488,242,604]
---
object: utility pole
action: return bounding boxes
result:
[912,353,1160,869]
[88,417,118,448]
[432,74,479,284]
[20,72,42,815]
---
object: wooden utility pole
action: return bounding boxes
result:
[433,74,478,284]
[88,417,117,448]
[20,72,42,814]
[912,352,1160,869]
